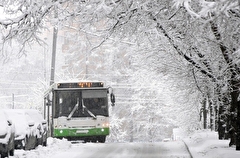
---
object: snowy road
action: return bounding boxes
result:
[51,142,192,158]
[12,138,192,158]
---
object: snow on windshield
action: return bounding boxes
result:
[4,109,32,137]
[0,111,8,136]
[24,109,44,123]
[0,110,11,144]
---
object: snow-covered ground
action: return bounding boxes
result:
[11,138,191,158]
[184,130,240,158]
[10,138,72,158]
[8,130,240,158]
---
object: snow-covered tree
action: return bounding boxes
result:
[2,0,239,145]
[0,0,200,141]
[171,0,240,149]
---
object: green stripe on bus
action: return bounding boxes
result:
[53,127,110,137]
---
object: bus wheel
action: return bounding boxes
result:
[91,138,97,143]
[43,140,47,147]
[83,139,89,143]
[9,147,14,156]
[98,136,106,143]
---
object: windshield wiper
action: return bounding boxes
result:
[67,98,79,120]
[82,99,96,119]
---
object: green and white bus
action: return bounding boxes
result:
[44,81,115,143]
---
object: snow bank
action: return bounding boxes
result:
[14,137,72,158]
[183,130,240,158]
[11,130,240,158]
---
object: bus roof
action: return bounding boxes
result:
[44,81,106,96]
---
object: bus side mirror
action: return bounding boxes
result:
[7,120,13,126]
[110,93,115,106]
[28,121,35,127]
[46,99,52,106]
[42,120,47,125]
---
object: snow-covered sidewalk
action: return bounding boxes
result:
[183,130,240,158]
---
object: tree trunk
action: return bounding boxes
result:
[237,101,240,150]
[214,102,218,132]
[203,98,207,129]
[216,91,233,140]
[210,20,240,150]
[218,104,226,139]
[209,99,214,131]
[229,82,240,149]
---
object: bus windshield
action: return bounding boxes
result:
[54,89,109,118]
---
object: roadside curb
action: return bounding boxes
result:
[182,140,193,158]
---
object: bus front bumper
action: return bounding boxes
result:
[53,127,110,138]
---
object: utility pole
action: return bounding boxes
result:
[48,7,58,137]
[203,97,207,129]
[44,37,47,87]
[12,93,14,109]
[50,25,58,85]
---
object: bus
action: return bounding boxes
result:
[43,81,115,143]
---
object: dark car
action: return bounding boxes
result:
[23,109,48,146]
[4,109,37,150]
[0,110,15,158]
